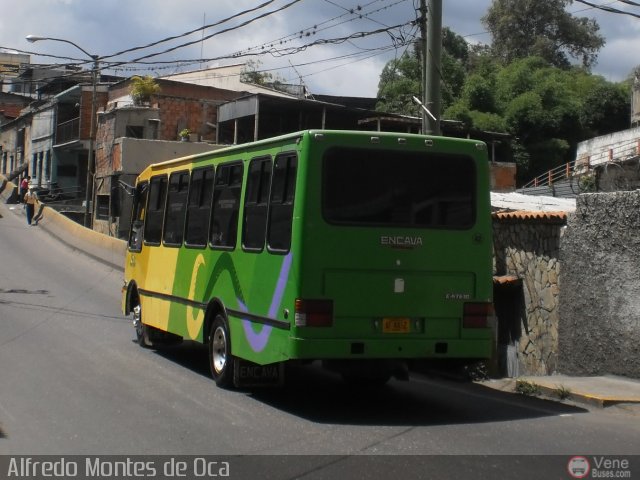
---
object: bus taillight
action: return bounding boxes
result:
[463,302,493,328]
[295,299,333,327]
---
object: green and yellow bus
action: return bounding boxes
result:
[122,130,494,388]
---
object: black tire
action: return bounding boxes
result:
[208,314,235,388]
[132,302,152,348]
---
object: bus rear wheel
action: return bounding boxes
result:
[208,315,235,388]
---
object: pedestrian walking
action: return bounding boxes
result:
[24,187,38,225]
[19,176,30,203]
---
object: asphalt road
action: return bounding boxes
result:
[0,203,638,479]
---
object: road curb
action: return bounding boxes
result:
[481,377,640,408]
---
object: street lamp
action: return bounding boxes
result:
[26,35,100,228]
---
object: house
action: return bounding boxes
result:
[0,65,117,203]
[92,77,242,237]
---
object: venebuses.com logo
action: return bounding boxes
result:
[568,457,590,478]
[568,456,632,479]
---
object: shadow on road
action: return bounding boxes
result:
[250,364,588,426]
[151,345,588,427]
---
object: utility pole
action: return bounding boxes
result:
[422,0,442,136]
[419,0,428,134]
[26,35,100,228]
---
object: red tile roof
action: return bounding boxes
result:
[492,210,567,224]
[493,275,521,286]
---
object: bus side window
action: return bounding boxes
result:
[267,153,297,253]
[128,181,148,252]
[210,162,243,249]
[144,175,168,245]
[163,170,190,247]
[185,166,214,248]
[242,156,272,252]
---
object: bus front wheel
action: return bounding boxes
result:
[132,303,152,348]
[208,315,235,388]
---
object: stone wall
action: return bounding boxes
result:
[559,192,640,378]
[493,212,566,375]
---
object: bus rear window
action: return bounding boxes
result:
[322,147,475,229]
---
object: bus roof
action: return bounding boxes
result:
[140,129,487,177]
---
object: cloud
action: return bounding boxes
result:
[1,0,637,98]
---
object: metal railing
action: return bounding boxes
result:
[576,137,640,171]
[520,161,576,190]
[520,137,640,191]
[55,117,80,145]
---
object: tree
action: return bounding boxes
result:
[129,75,160,106]
[240,59,285,87]
[482,0,605,69]
[376,49,422,116]
[376,28,470,116]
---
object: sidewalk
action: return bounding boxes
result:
[480,374,640,408]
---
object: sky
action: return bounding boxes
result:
[1,0,639,98]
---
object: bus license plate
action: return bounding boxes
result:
[382,317,410,333]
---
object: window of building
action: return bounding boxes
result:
[144,175,167,245]
[163,170,190,247]
[125,125,144,139]
[148,119,160,140]
[44,151,51,183]
[96,194,110,220]
[210,162,243,249]
[185,166,215,248]
[267,153,297,252]
[242,156,272,252]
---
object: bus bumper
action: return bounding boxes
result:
[288,336,492,360]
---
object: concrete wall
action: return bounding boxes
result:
[559,192,640,378]
[576,127,640,170]
[94,138,223,239]
[1,173,126,270]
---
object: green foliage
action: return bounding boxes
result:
[554,385,572,400]
[130,75,160,105]
[482,0,604,69]
[495,57,549,110]
[469,111,506,132]
[463,74,497,113]
[376,50,422,116]
[240,59,285,88]
[504,91,546,134]
[515,379,541,396]
[376,28,470,116]
[579,173,597,192]
[580,80,631,137]
[374,8,630,185]
[443,102,473,128]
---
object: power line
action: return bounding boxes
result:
[226,0,407,60]
[122,0,305,65]
[100,0,281,61]
[574,0,640,18]
[7,1,414,93]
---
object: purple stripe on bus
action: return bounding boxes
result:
[240,253,292,352]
